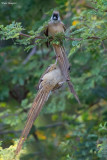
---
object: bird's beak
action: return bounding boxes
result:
[53,16,57,20]
[52,13,58,20]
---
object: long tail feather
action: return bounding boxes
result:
[60,46,70,70]
[53,44,80,104]
[67,81,80,104]
[53,44,69,79]
[15,89,50,155]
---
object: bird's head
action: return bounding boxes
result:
[51,11,60,22]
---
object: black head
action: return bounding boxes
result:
[51,11,60,21]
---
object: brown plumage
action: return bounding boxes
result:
[15,89,49,155]
[15,64,64,156]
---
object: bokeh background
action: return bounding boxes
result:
[0,0,107,159]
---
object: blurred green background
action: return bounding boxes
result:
[0,0,107,159]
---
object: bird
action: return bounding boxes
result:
[44,11,80,104]
[15,63,64,156]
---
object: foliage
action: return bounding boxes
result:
[0,0,107,160]
[0,140,26,160]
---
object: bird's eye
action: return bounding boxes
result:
[53,66,56,70]
[68,66,71,71]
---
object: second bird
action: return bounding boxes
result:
[15,64,64,156]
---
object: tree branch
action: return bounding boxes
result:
[84,4,107,12]
[20,32,104,42]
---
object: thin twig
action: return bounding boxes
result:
[84,4,107,12]
[22,46,37,65]
[65,37,82,41]
[19,32,45,39]
[0,122,64,135]
[87,36,100,40]
[38,122,64,130]
[0,130,21,135]
[19,32,30,37]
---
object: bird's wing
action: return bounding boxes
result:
[38,66,51,89]
[44,25,48,37]
[61,22,66,32]
[15,88,50,155]
[38,64,56,89]
[44,25,50,47]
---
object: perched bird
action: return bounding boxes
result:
[15,64,64,156]
[45,11,80,104]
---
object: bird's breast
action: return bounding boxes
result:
[48,23,64,36]
[41,68,64,91]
